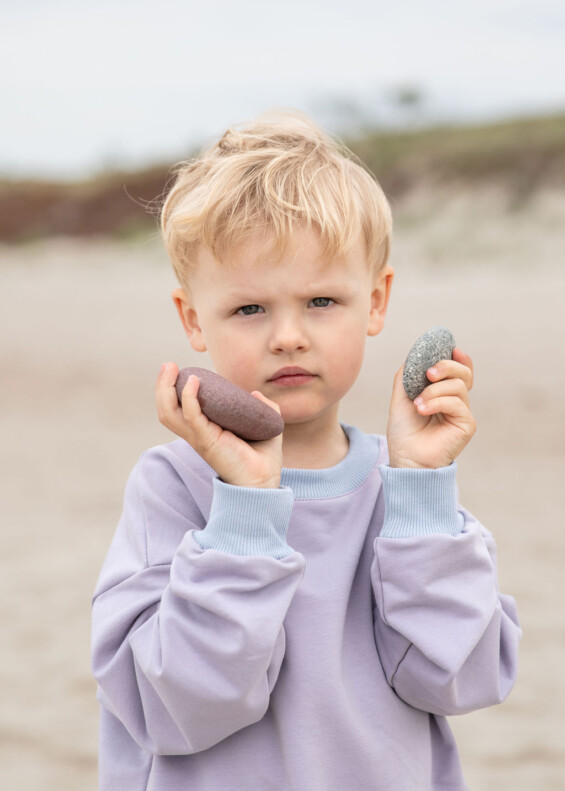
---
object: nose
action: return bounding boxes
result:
[269,315,310,355]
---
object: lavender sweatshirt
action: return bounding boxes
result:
[91,425,520,790]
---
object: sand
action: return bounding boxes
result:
[1,187,564,789]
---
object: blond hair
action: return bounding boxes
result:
[161,110,392,285]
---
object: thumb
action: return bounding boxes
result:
[391,365,410,405]
[251,390,281,415]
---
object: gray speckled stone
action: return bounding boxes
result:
[175,366,284,441]
[402,326,456,400]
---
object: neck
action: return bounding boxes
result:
[281,412,349,470]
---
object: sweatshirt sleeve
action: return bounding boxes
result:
[91,448,305,756]
[371,464,521,717]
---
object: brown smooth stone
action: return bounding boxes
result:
[175,367,284,442]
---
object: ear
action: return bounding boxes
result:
[367,265,394,337]
[172,288,207,352]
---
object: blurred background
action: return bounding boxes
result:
[1,1,564,788]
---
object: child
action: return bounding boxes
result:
[91,111,520,790]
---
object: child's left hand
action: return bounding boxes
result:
[386,348,476,469]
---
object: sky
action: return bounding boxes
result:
[1,0,564,179]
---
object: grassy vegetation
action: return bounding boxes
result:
[1,112,564,243]
[348,112,565,200]
[0,164,171,243]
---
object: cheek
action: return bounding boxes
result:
[330,314,368,355]
[207,333,262,386]
[324,326,367,387]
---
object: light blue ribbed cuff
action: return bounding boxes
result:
[379,463,464,538]
[193,478,295,558]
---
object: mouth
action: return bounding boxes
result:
[267,366,317,387]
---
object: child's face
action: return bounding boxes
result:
[173,227,393,430]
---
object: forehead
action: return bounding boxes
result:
[194,227,370,286]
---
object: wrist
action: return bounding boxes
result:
[379,463,463,537]
[387,454,449,470]
[387,447,456,470]
[222,473,281,489]
[194,477,294,557]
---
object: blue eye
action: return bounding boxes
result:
[236,304,263,316]
[310,297,333,308]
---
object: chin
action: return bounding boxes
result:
[275,388,340,424]
[280,404,335,427]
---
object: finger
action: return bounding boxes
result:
[390,365,410,404]
[426,357,473,391]
[179,375,220,442]
[251,390,282,414]
[179,374,201,416]
[414,394,476,429]
[157,360,179,391]
[247,391,284,445]
[156,362,181,420]
[453,347,473,370]
[453,348,474,389]
[157,366,207,444]
[415,377,470,408]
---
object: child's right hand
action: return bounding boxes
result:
[156,362,283,489]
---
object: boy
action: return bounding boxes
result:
[91,112,520,790]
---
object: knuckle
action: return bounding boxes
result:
[455,377,468,395]
[180,401,195,421]
[202,431,220,456]
[461,417,476,439]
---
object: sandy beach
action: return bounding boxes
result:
[1,187,564,789]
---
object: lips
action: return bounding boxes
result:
[267,366,316,386]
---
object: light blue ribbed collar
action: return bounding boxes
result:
[280,425,380,500]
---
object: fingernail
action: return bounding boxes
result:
[427,366,438,378]
[159,363,166,374]
[414,396,424,407]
